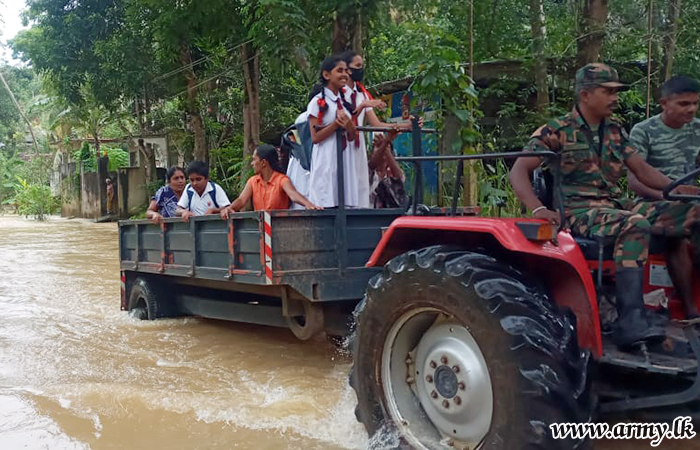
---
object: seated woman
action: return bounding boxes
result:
[146,166,186,224]
[368,132,407,209]
[220,144,321,216]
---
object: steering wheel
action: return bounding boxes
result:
[662,167,700,201]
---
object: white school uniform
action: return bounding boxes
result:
[286,111,310,210]
[307,87,364,208]
[344,82,372,208]
[177,181,231,216]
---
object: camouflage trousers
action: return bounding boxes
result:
[566,199,700,268]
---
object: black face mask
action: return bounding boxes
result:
[350,67,364,82]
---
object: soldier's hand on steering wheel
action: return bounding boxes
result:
[533,207,561,226]
[671,185,700,196]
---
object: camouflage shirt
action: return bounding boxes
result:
[526,107,637,208]
[628,114,700,180]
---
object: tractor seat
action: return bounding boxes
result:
[574,236,615,261]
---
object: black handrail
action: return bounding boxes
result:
[395,151,560,218]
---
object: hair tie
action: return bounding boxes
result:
[317,97,327,123]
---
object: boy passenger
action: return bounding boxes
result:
[176,160,231,221]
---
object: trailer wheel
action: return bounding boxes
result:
[127,277,173,320]
[286,300,324,340]
[350,246,593,449]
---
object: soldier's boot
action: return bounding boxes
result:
[613,267,666,348]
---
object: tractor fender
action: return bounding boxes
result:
[367,216,602,358]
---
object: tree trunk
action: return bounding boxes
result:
[662,0,681,82]
[332,9,363,53]
[529,0,549,111]
[93,134,101,158]
[576,0,608,67]
[332,12,351,53]
[180,44,207,162]
[484,0,501,58]
[241,42,260,181]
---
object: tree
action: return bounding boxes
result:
[661,0,682,81]
[577,0,609,66]
[529,0,549,111]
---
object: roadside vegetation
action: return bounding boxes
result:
[0,0,698,218]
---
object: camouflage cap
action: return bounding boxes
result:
[575,63,628,90]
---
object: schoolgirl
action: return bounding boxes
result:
[340,51,415,208]
[307,55,361,208]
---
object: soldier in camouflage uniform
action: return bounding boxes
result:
[628,76,700,318]
[509,63,688,348]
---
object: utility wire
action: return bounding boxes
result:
[0,70,40,154]
[151,38,254,83]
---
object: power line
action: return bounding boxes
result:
[151,38,254,83]
[165,51,261,101]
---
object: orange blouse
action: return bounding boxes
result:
[249,171,291,211]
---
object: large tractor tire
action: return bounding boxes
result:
[350,246,593,449]
[127,277,176,320]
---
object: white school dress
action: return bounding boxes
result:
[286,111,310,210]
[307,87,363,208]
[344,82,372,208]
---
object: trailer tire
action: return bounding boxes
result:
[286,300,324,341]
[127,277,174,320]
[350,246,593,449]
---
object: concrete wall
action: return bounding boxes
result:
[79,157,109,219]
[80,170,101,219]
[117,166,149,218]
[59,162,81,218]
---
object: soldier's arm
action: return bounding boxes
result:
[509,156,545,211]
[625,153,672,191]
[508,129,561,225]
[628,172,663,200]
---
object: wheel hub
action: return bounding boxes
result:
[381,309,493,450]
[433,365,459,399]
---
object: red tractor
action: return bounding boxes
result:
[119,123,699,449]
[348,126,700,449]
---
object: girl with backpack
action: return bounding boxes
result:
[307,55,361,208]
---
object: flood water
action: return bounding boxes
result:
[0,215,367,449]
[0,215,696,450]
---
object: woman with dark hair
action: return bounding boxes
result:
[220,144,321,215]
[146,166,186,224]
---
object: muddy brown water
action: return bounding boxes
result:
[0,215,696,449]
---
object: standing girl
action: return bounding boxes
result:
[340,51,415,208]
[307,55,359,208]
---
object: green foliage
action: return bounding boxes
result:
[210,135,246,196]
[12,176,60,220]
[72,145,129,172]
[407,20,480,152]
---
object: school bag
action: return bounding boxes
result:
[186,181,220,210]
[282,122,313,171]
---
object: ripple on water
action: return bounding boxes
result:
[0,216,371,449]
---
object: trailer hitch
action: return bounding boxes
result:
[600,324,700,413]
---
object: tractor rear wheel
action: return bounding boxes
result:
[350,246,593,449]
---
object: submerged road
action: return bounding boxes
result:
[0,215,694,449]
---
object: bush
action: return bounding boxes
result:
[12,177,60,220]
[73,144,130,172]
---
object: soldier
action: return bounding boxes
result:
[628,76,700,318]
[509,63,696,348]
